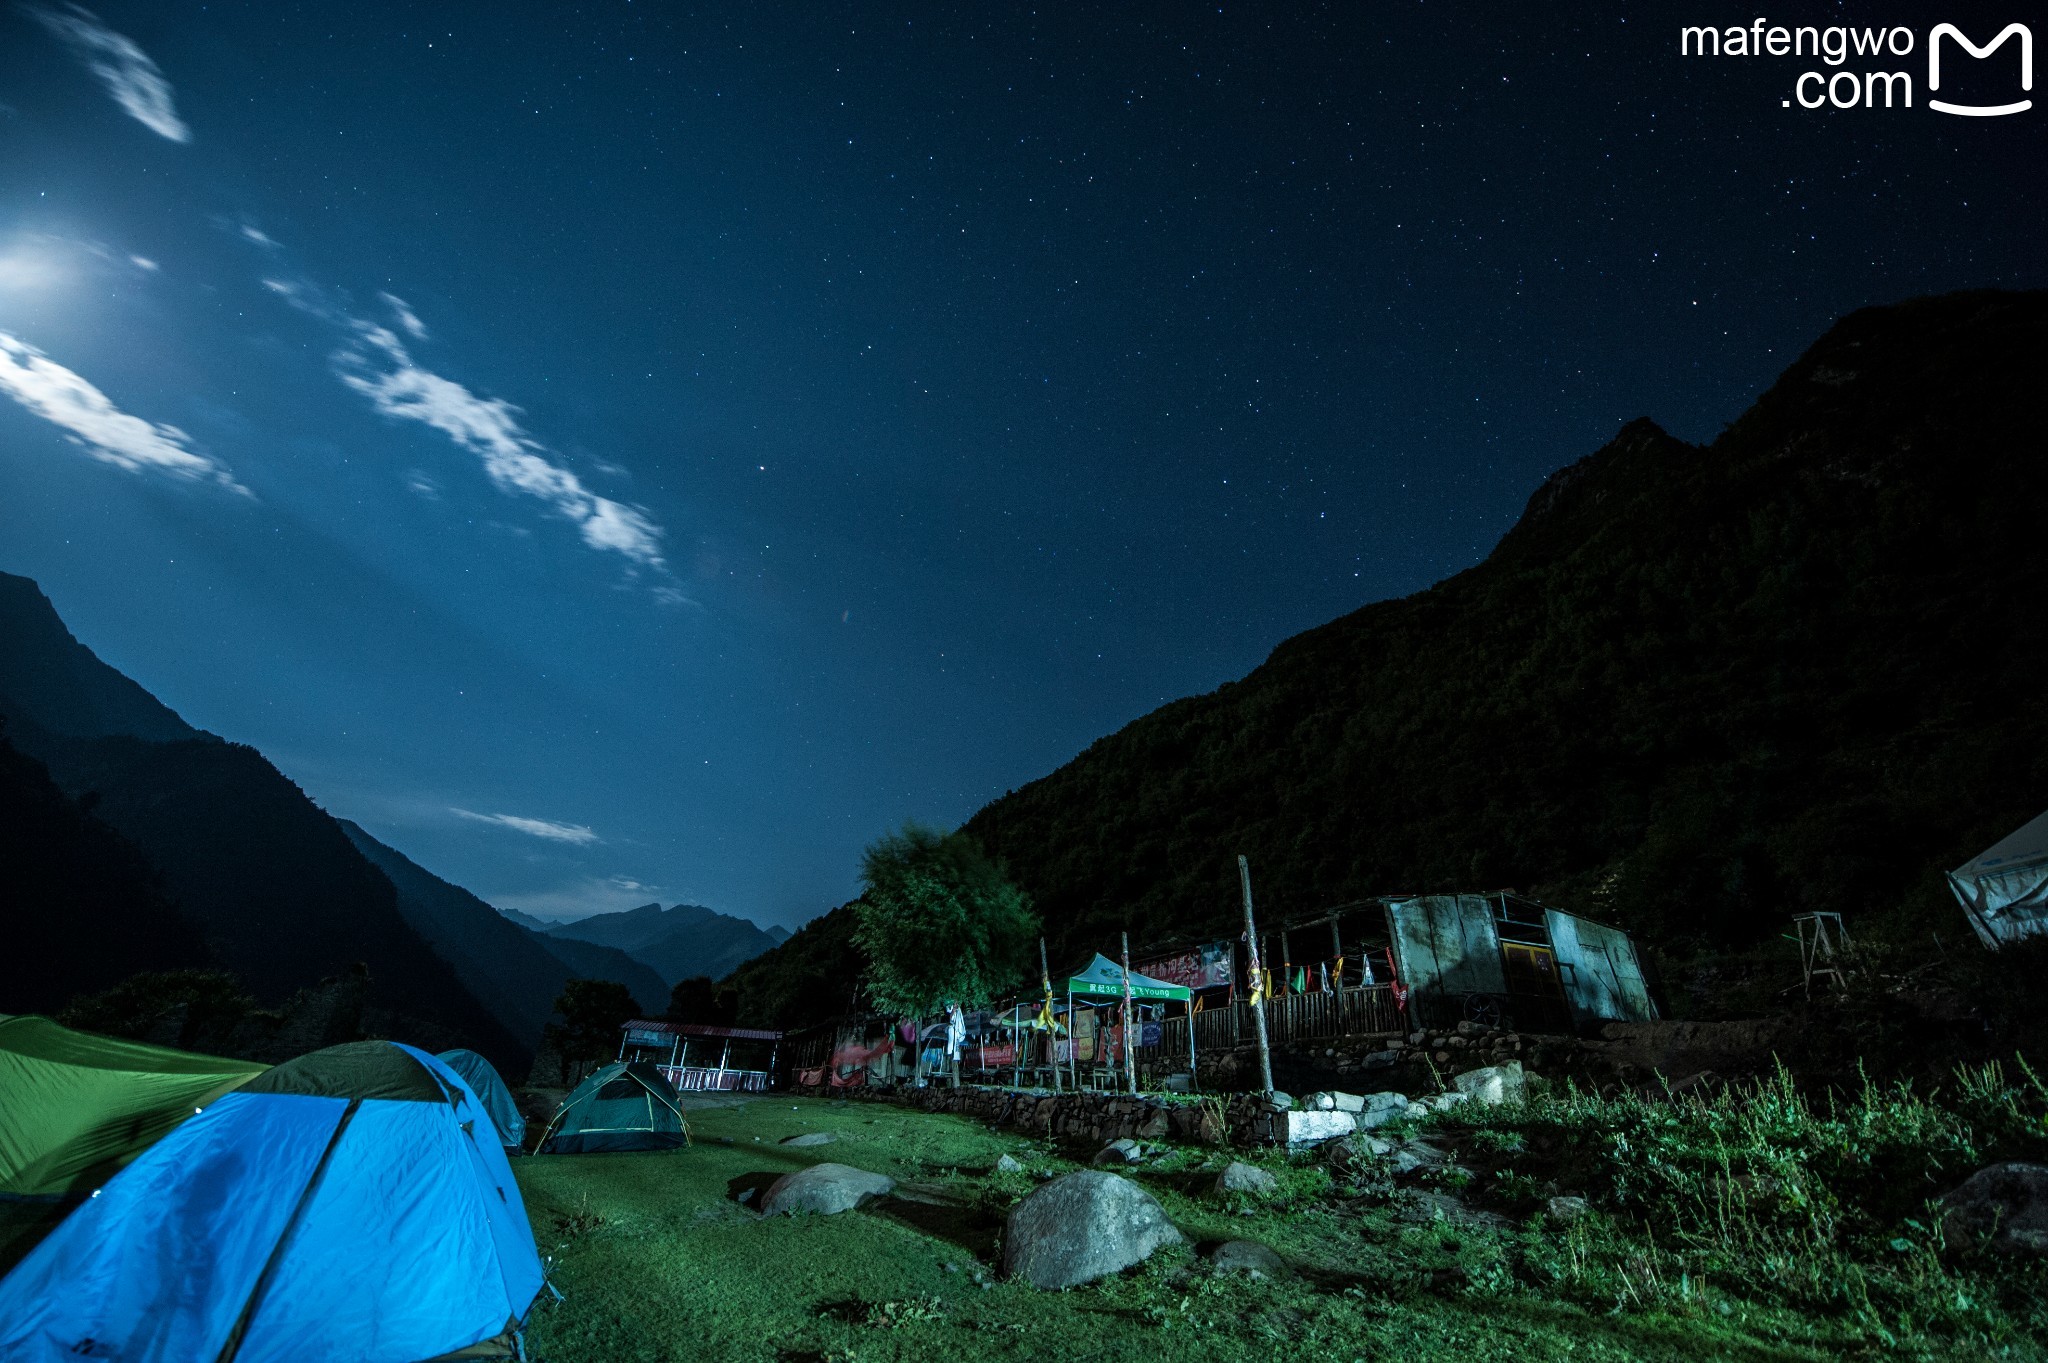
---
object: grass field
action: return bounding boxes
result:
[512,1086,2048,1363]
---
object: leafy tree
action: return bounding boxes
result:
[543,978,638,1082]
[852,824,1038,1026]
[58,969,261,1049]
[665,975,737,1026]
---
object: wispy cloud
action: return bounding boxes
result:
[262,275,668,568]
[26,4,190,142]
[453,807,602,845]
[0,331,246,492]
[379,292,428,340]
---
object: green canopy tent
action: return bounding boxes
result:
[0,1014,265,1199]
[1062,953,1194,1092]
[536,1060,691,1154]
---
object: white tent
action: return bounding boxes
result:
[1948,810,2048,949]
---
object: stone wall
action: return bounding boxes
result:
[791,1082,1295,1148]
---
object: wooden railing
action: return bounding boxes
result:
[1153,985,1404,1059]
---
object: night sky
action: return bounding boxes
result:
[1,3,2040,927]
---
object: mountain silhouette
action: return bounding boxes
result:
[726,290,2048,1027]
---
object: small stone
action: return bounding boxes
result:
[1546,1195,1591,1226]
[1208,1240,1288,1278]
[1452,1062,1527,1106]
[994,1154,1025,1174]
[1423,1092,1471,1113]
[1213,1161,1281,1198]
[1408,1030,1428,1045]
[1094,1138,1144,1166]
[1391,1139,1447,1175]
[1329,1091,1366,1113]
[1308,1092,1337,1112]
[780,1131,839,1147]
[1263,1091,1296,1112]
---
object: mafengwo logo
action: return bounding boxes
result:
[1680,20,2032,113]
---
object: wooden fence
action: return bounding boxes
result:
[1153,984,1403,1060]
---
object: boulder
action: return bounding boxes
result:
[1329,1091,1366,1113]
[1939,1163,2048,1254]
[780,1131,839,1147]
[1208,1240,1288,1278]
[1323,1133,1395,1173]
[1213,1161,1280,1198]
[1307,1092,1337,1112]
[1452,1062,1527,1106]
[760,1163,896,1216]
[1094,1138,1144,1166]
[1285,1110,1356,1146]
[1002,1171,1184,1289]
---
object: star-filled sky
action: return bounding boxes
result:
[1,3,2041,927]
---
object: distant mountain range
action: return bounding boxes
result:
[0,572,717,1069]
[726,290,2048,1028]
[512,900,788,989]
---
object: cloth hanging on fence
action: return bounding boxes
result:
[1319,962,1332,994]
[1385,946,1408,1011]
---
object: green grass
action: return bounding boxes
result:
[514,1084,2048,1363]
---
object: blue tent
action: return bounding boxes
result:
[0,1041,544,1362]
[436,1048,526,1150]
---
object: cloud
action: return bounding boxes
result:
[259,268,671,572]
[453,807,602,845]
[26,4,190,142]
[128,254,157,272]
[333,322,666,566]
[0,330,247,492]
[379,292,428,340]
[240,223,279,250]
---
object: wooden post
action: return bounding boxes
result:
[1330,915,1345,994]
[1041,938,1060,1092]
[1281,930,1292,997]
[1120,931,1139,1095]
[1186,994,1199,1091]
[1012,1002,1022,1088]
[1066,987,1077,1090]
[1239,855,1275,1095]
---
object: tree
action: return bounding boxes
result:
[852,824,1038,1081]
[543,978,638,1084]
[665,975,736,1026]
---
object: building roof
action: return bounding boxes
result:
[622,1018,782,1042]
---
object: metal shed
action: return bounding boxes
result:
[1382,893,1657,1031]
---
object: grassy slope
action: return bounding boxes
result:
[514,1094,2042,1363]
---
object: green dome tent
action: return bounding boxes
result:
[435,1048,525,1150]
[0,1014,264,1199]
[537,1060,689,1154]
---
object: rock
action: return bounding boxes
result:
[1262,1091,1296,1112]
[1324,1133,1395,1173]
[1939,1163,2048,1254]
[1002,1171,1184,1289]
[1136,1110,1171,1140]
[1208,1240,1288,1278]
[1391,1139,1447,1176]
[1308,1092,1337,1112]
[1423,1092,1471,1113]
[1408,1030,1428,1045]
[1546,1195,1591,1226]
[1452,1062,1526,1106]
[994,1154,1025,1174]
[1404,1101,1429,1120]
[1285,1110,1356,1146]
[1094,1137,1144,1166]
[760,1163,896,1216]
[1353,1092,1410,1130]
[1329,1091,1365,1113]
[1213,1161,1280,1198]
[780,1131,839,1147]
